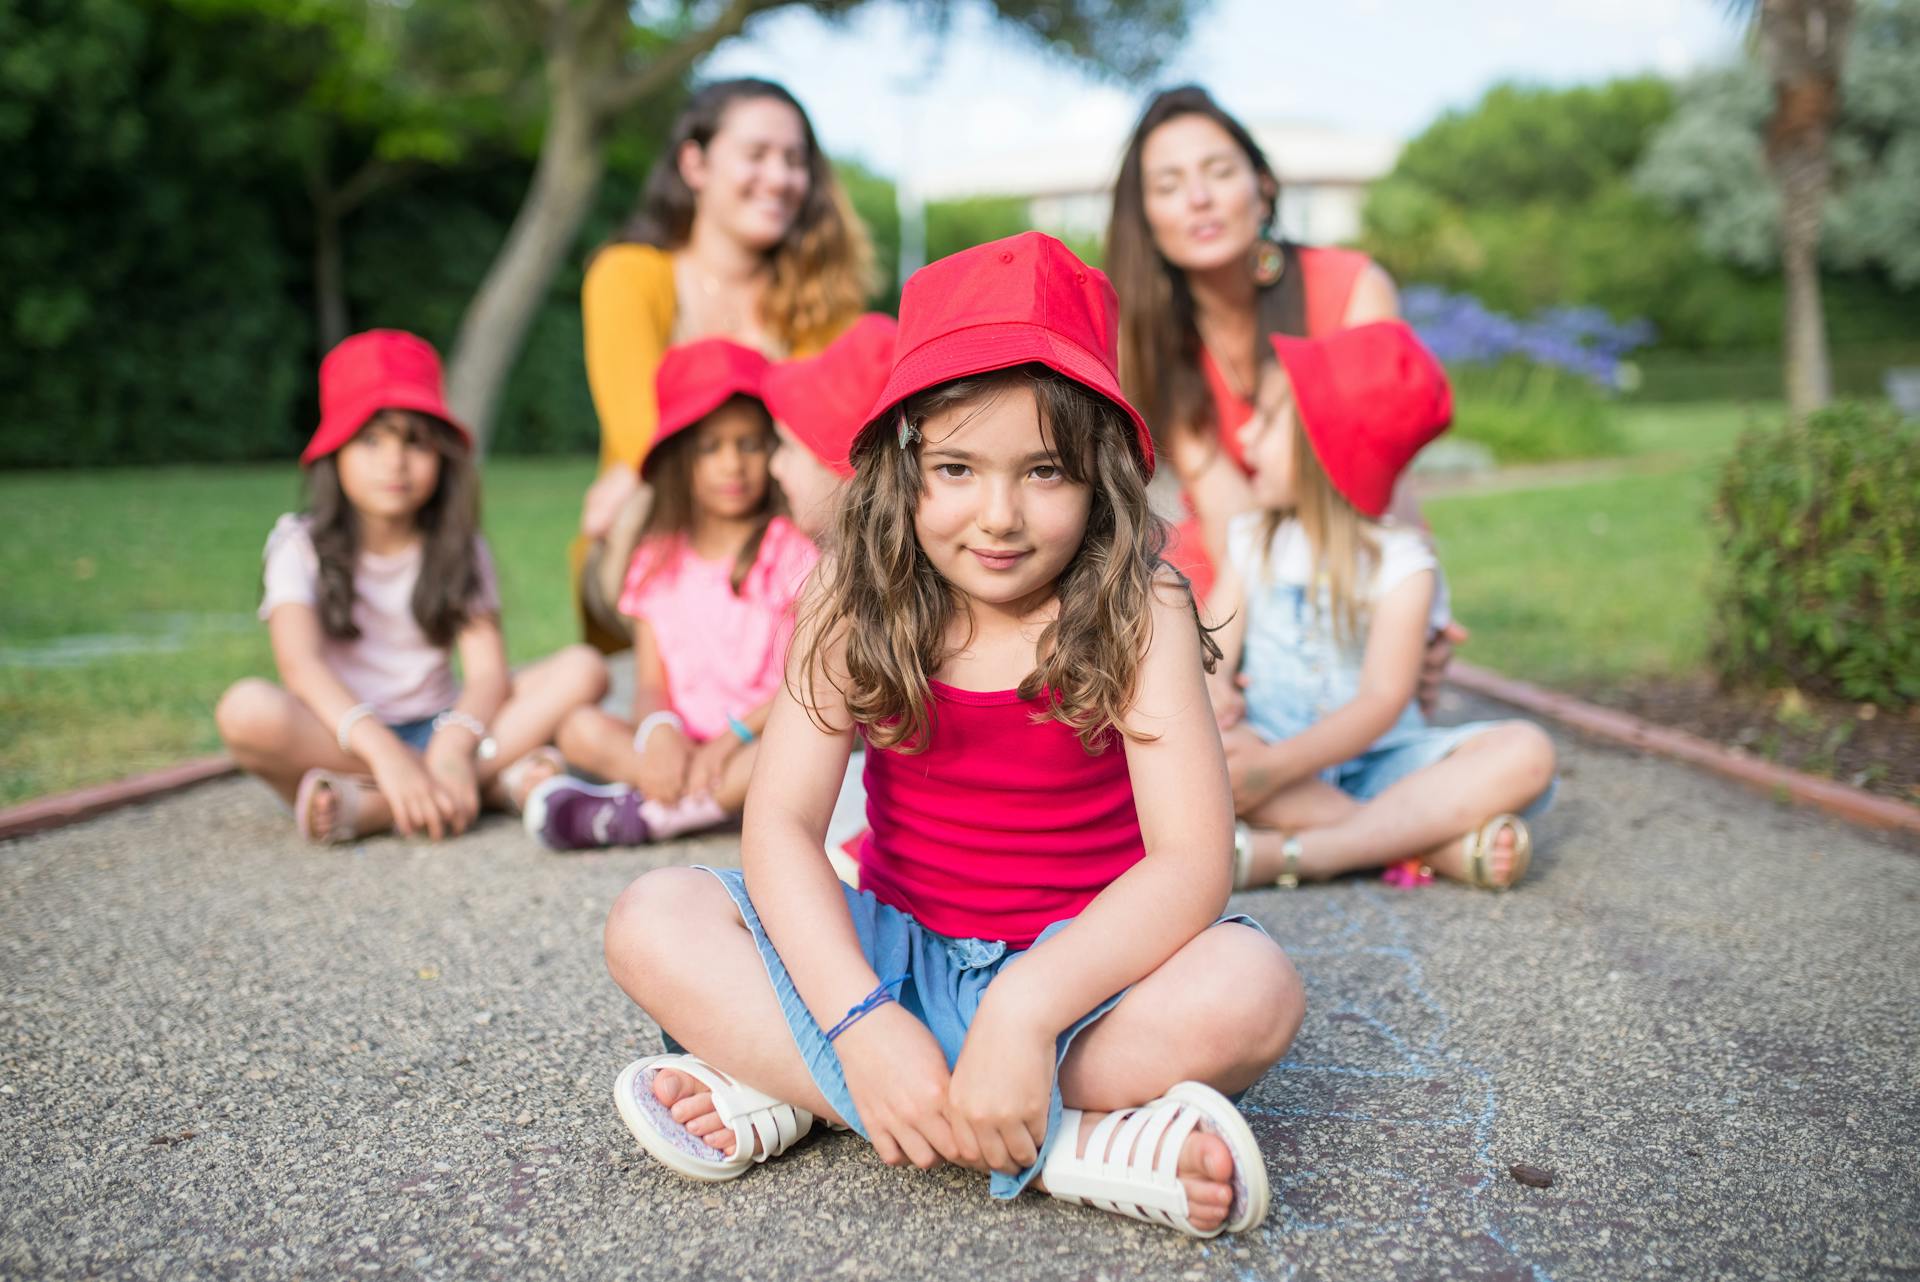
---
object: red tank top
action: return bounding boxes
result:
[856,681,1145,949]
[1172,246,1373,599]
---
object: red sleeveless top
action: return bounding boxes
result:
[855,681,1144,949]
[1171,246,1373,599]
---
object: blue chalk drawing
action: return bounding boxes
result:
[1234,883,1550,1279]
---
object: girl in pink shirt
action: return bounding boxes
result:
[529,339,818,849]
[598,235,1304,1240]
[215,330,609,845]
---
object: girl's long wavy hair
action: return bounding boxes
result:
[1106,85,1308,457]
[304,410,483,647]
[611,78,874,353]
[627,397,783,598]
[1256,408,1379,645]
[794,365,1219,755]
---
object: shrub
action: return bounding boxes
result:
[1447,365,1625,463]
[1712,403,1920,708]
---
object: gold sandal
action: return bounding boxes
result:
[1232,822,1301,891]
[1461,814,1532,890]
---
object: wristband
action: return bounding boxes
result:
[824,974,909,1043]
[336,703,376,753]
[432,710,497,761]
[634,710,685,751]
[725,713,756,744]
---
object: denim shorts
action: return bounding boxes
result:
[682,866,1263,1200]
[1328,720,1556,820]
[386,714,441,753]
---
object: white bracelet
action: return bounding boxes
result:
[433,709,498,761]
[336,703,376,753]
[634,710,685,751]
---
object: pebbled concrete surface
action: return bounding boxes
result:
[2,690,1917,1281]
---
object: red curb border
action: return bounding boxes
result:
[1449,661,1920,837]
[0,756,238,842]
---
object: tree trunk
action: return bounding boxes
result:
[314,199,350,351]
[1757,0,1855,417]
[445,79,608,453]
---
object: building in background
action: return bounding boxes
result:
[917,118,1401,247]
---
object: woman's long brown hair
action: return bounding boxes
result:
[610,78,874,353]
[794,365,1219,755]
[305,411,484,647]
[1106,85,1308,458]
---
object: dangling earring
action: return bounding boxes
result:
[1253,237,1285,288]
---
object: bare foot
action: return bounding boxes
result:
[652,1068,751,1157]
[1042,1109,1238,1232]
[496,749,565,814]
[1424,820,1520,887]
[306,781,337,837]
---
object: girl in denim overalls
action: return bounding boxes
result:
[1208,322,1557,892]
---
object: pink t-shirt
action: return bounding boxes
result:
[257,513,500,723]
[617,516,819,742]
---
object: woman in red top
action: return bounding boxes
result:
[1105,86,1405,601]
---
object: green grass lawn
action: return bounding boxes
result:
[0,401,1776,807]
[0,458,595,806]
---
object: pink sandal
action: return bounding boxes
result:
[293,769,375,845]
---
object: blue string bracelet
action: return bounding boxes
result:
[824,973,908,1043]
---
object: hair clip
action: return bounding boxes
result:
[896,409,920,450]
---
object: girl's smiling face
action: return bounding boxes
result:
[912,384,1092,615]
[336,411,443,524]
[1240,363,1299,509]
[680,97,810,251]
[689,399,773,521]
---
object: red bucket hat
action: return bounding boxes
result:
[860,232,1154,476]
[762,314,898,478]
[1268,321,1452,518]
[644,338,772,478]
[302,330,470,465]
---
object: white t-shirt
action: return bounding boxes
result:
[1226,512,1452,638]
[258,514,500,722]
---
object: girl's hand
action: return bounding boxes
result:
[637,726,693,805]
[581,467,639,540]
[946,1004,1055,1175]
[424,736,481,834]
[367,743,456,841]
[834,1002,965,1171]
[684,732,740,801]
[1418,620,1467,718]
[1222,724,1285,812]
[1207,672,1246,731]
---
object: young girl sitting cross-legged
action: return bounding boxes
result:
[1208,322,1557,892]
[215,330,607,844]
[526,339,818,849]
[600,233,1304,1239]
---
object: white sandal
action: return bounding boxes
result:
[1041,1081,1269,1238]
[613,1054,816,1182]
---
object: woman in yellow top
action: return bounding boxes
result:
[577,78,874,651]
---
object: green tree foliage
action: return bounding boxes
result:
[1637,0,1920,287]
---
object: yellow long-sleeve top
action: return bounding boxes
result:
[582,244,680,473]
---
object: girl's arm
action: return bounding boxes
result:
[1203,558,1250,729]
[1175,435,1258,577]
[1236,569,1434,806]
[267,603,456,839]
[628,619,692,804]
[426,612,512,831]
[946,579,1233,1172]
[744,626,965,1170]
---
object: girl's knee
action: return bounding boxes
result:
[214,678,287,749]
[1496,721,1557,794]
[1184,929,1305,1072]
[604,867,729,988]
[558,644,610,701]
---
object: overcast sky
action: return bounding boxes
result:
[702,0,1742,187]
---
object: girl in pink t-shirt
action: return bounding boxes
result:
[216,330,608,845]
[528,339,818,849]
[598,236,1303,1241]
